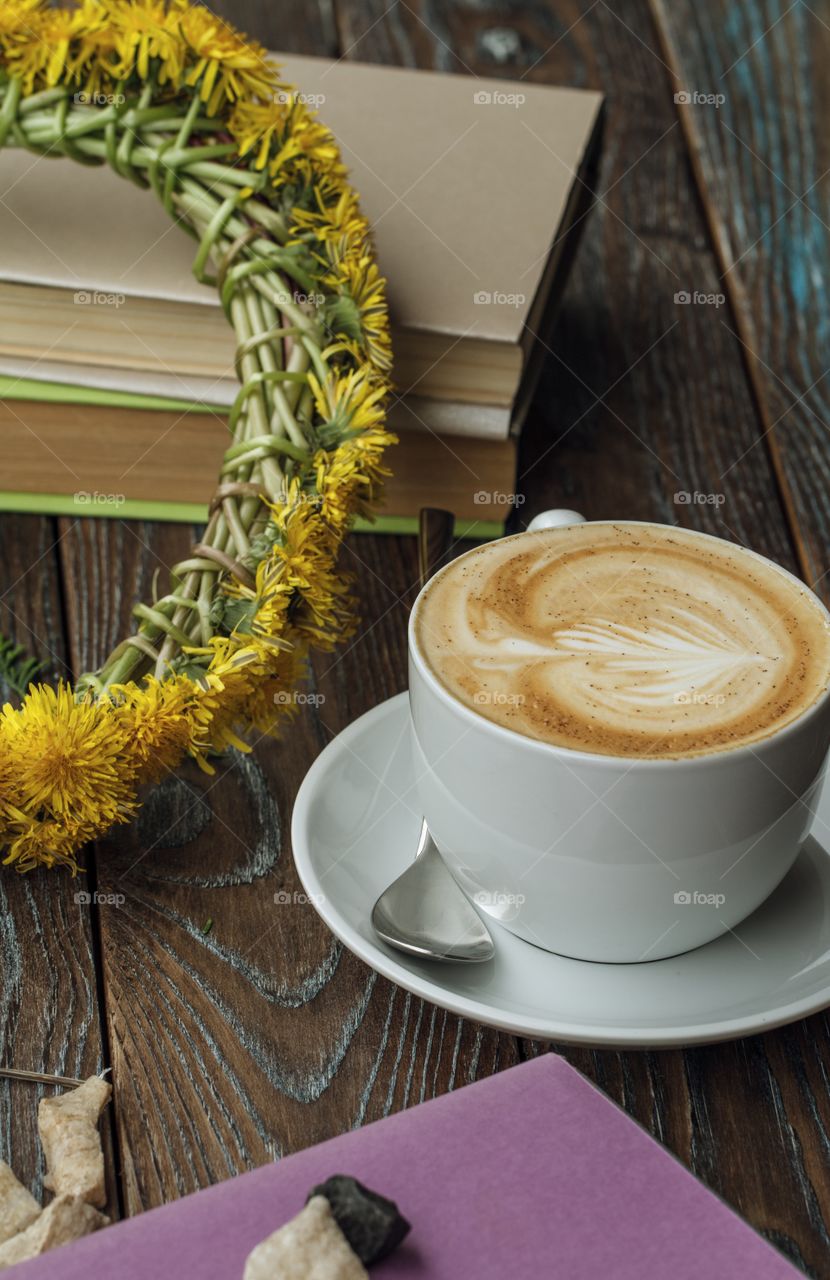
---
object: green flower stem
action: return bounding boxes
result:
[14,85,65,114]
[0,76,21,143]
[172,90,201,149]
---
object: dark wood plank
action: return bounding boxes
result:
[0,514,118,1218]
[649,0,830,598]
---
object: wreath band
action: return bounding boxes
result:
[0,0,394,872]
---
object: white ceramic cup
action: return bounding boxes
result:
[408,513,830,962]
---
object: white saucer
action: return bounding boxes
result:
[291,693,830,1047]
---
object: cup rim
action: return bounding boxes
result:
[408,518,830,770]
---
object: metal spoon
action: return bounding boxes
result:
[371,508,495,963]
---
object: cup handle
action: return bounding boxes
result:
[526,508,587,532]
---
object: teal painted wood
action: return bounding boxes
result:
[652,0,830,596]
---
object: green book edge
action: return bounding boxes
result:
[0,377,502,539]
[0,492,502,540]
[0,374,214,412]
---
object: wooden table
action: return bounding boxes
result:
[2,0,829,1273]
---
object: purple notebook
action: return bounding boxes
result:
[11,1055,799,1278]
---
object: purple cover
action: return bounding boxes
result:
[10,1055,799,1278]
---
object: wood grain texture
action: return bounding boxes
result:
[2,0,829,1276]
[60,518,517,1211]
[649,0,830,598]
[0,516,118,1218]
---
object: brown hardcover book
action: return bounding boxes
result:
[0,397,518,527]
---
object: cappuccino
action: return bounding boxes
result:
[415,522,830,758]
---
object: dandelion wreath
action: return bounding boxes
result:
[0,0,394,872]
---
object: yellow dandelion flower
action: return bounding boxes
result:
[261,508,355,651]
[315,431,395,528]
[288,182,372,276]
[241,642,311,736]
[251,101,346,187]
[1,683,136,826]
[0,731,29,835]
[271,501,333,589]
[104,0,186,86]
[322,255,392,374]
[228,97,288,170]
[294,584,357,652]
[246,563,295,641]
[312,455,359,534]
[178,5,275,114]
[2,0,106,94]
[201,633,269,679]
[110,674,203,783]
[310,366,390,439]
[252,578,294,641]
[279,113,341,173]
[214,547,295,648]
[2,816,92,874]
[338,421,395,481]
[290,181,364,242]
[0,0,42,46]
[183,636,283,762]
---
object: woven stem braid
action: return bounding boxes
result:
[0,85,333,691]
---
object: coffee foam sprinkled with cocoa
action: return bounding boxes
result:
[415,523,830,758]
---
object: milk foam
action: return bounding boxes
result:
[415,523,830,757]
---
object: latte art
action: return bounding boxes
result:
[415,523,830,758]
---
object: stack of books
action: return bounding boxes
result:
[0,56,603,535]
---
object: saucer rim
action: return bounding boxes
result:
[290,692,830,1048]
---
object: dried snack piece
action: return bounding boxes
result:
[243,1195,368,1280]
[0,1162,39,1245]
[308,1175,411,1265]
[38,1075,111,1208]
[0,1194,108,1270]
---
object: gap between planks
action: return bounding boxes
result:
[647,0,810,581]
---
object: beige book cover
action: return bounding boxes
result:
[0,54,602,356]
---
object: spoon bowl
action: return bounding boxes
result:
[371,820,495,963]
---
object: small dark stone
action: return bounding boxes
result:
[307,1174,410,1265]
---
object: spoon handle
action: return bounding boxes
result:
[417,507,456,590]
